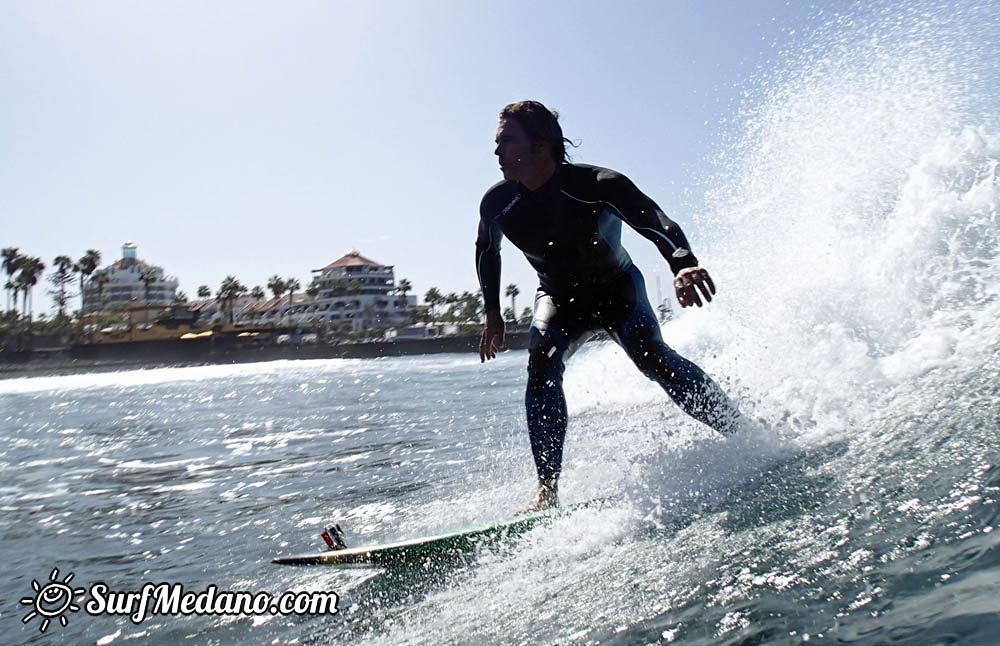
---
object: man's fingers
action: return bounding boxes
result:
[675,269,716,308]
[702,270,716,295]
[480,327,502,362]
[675,277,690,308]
[677,275,701,307]
[677,287,692,307]
[696,285,711,304]
[695,278,713,304]
[692,269,714,304]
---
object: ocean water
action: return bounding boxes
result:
[4,1,1000,644]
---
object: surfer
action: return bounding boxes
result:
[476,100,745,512]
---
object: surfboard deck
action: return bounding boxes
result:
[273,500,598,567]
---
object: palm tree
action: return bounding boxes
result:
[139,267,158,305]
[76,249,101,313]
[15,256,45,321]
[443,292,461,322]
[173,291,188,305]
[504,283,520,321]
[216,276,247,324]
[285,277,300,323]
[361,303,376,335]
[266,276,285,327]
[4,279,16,318]
[17,268,30,318]
[424,287,442,321]
[250,286,265,325]
[138,267,159,324]
[2,247,22,314]
[306,278,320,300]
[395,278,412,314]
[267,275,285,300]
[327,277,346,296]
[459,291,482,323]
[50,255,77,319]
[304,280,321,327]
[197,285,211,299]
[93,270,110,310]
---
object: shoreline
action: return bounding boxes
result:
[0,331,531,379]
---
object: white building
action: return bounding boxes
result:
[280,249,415,332]
[82,242,179,312]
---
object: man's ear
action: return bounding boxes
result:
[531,141,552,158]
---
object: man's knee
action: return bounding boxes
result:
[627,339,681,382]
[526,356,564,399]
[526,334,565,394]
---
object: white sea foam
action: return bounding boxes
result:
[554,2,1000,527]
[0,359,361,395]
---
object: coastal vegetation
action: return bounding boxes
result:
[1,245,530,352]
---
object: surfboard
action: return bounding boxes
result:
[273,501,598,567]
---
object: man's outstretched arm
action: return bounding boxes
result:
[598,169,716,308]
[475,206,505,360]
[597,169,699,272]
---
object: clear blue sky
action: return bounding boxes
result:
[1,0,839,312]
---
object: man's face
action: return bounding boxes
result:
[495,118,545,182]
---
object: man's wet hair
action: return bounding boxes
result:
[500,100,577,163]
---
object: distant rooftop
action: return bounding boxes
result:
[111,257,152,271]
[317,249,386,272]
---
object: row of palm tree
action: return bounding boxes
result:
[3,243,530,336]
[189,274,420,327]
[211,275,295,324]
[5,246,220,327]
[3,247,110,323]
[420,283,525,325]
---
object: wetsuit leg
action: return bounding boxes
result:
[525,291,595,480]
[602,266,743,434]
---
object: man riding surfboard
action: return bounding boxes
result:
[476,100,744,513]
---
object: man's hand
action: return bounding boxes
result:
[479,309,505,362]
[674,266,716,308]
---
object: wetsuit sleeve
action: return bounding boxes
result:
[598,169,700,275]
[475,197,503,313]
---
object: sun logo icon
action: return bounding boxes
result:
[20,568,86,633]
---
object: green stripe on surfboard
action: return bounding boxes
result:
[273,499,601,567]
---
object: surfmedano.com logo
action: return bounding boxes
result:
[20,567,340,634]
[20,568,86,633]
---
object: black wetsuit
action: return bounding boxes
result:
[476,163,741,480]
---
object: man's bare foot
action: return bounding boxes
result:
[517,478,559,515]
